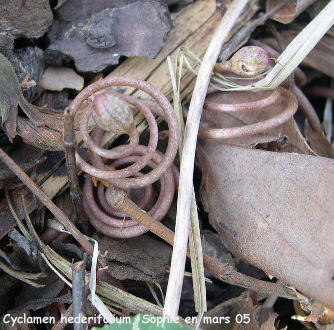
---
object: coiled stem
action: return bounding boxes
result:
[70,77,179,238]
[199,87,298,139]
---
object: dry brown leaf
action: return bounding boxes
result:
[94,233,172,283]
[202,291,278,330]
[38,66,84,91]
[266,0,317,24]
[198,142,334,309]
[16,117,64,151]
[304,120,334,158]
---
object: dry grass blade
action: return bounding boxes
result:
[164,0,250,319]
[10,206,165,317]
[168,54,207,321]
[0,259,45,288]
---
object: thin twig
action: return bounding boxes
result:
[168,54,207,317]
[164,0,250,319]
[51,304,74,330]
[63,108,89,234]
[0,146,98,262]
[218,0,288,62]
[106,189,296,300]
[72,256,88,330]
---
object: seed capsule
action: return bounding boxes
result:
[215,46,270,77]
[92,93,133,133]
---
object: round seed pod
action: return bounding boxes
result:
[92,93,134,133]
[216,46,270,77]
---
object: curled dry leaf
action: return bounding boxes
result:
[38,66,84,91]
[198,142,334,309]
[266,0,318,24]
[0,53,64,141]
[294,298,334,327]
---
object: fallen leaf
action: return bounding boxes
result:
[95,233,172,283]
[198,142,334,309]
[266,0,317,24]
[304,119,334,158]
[17,117,64,151]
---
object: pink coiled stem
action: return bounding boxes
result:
[199,87,298,139]
[71,77,179,189]
[204,88,280,112]
[83,149,175,238]
[73,77,179,238]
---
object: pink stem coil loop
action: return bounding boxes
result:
[199,87,298,139]
[72,77,179,238]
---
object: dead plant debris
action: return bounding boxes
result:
[0,0,334,330]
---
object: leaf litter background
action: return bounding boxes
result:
[0,0,334,330]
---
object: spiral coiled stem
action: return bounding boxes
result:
[199,87,298,139]
[69,77,179,238]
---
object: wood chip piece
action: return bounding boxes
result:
[38,66,84,91]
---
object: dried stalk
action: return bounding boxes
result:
[72,258,88,330]
[63,108,89,234]
[0,146,98,262]
[168,54,207,318]
[51,304,74,330]
[165,0,250,319]
[106,189,296,300]
[218,0,288,62]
